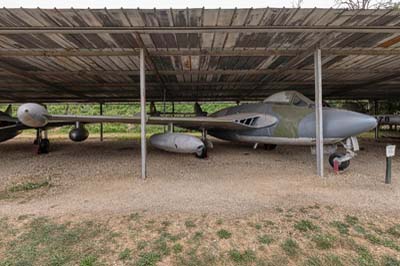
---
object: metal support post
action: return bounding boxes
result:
[140,49,147,179]
[374,100,379,140]
[314,48,324,177]
[100,103,103,142]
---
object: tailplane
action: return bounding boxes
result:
[4,105,12,116]
[194,102,207,117]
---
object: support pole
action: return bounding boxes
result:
[100,103,103,142]
[314,48,324,177]
[374,100,379,140]
[140,49,147,179]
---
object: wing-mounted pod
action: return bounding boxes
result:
[69,122,89,142]
[17,103,49,128]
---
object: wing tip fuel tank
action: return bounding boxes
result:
[150,133,205,155]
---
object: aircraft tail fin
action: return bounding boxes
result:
[4,104,12,116]
[194,102,207,117]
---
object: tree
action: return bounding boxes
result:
[335,0,400,9]
[292,0,304,8]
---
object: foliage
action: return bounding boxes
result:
[294,220,319,232]
[281,238,299,257]
[216,229,232,239]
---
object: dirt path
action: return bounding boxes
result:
[0,137,399,218]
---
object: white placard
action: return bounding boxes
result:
[386,145,396,157]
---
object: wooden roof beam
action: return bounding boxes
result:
[0,25,399,34]
[1,48,400,57]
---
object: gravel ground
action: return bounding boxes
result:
[0,136,399,218]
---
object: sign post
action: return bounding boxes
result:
[385,144,395,184]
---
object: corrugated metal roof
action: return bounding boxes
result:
[0,7,399,103]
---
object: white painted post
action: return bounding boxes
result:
[140,49,147,179]
[314,48,324,177]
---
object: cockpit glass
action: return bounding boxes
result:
[264,91,313,107]
[292,95,308,107]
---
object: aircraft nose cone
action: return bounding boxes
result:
[298,109,377,139]
[323,109,377,138]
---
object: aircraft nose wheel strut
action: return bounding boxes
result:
[328,137,358,173]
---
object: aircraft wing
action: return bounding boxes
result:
[46,113,277,131]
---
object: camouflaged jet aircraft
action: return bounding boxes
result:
[13,91,377,171]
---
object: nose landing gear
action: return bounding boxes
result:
[328,137,358,172]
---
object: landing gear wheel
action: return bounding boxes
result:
[264,144,277,150]
[195,145,207,159]
[329,152,350,171]
[38,139,50,154]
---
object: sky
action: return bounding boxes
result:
[0,0,337,9]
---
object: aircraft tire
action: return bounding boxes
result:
[195,145,207,159]
[264,144,277,150]
[38,139,50,154]
[328,153,350,171]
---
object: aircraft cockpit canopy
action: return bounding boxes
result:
[263,91,314,107]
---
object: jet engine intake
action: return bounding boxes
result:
[69,124,89,142]
[17,103,49,128]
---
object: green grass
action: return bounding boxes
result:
[0,217,109,266]
[345,215,359,226]
[216,229,232,239]
[381,256,400,266]
[258,234,274,245]
[184,220,196,228]
[387,224,400,238]
[80,255,98,266]
[331,221,350,235]
[356,246,377,266]
[294,220,319,232]
[228,249,257,264]
[172,243,183,254]
[136,252,161,266]
[8,181,49,193]
[312,233,336,250]
[281,238,299,257]
[118,248,132,261]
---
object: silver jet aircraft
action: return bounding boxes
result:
[15,91,377,171]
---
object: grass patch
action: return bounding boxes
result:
[228,249,257,264]
[136,252,161,266]
[303,255,343,266]
[353,224,366,235]
[118,248,132,261]
[381,256,400,266]
[331,221,349,235]
[294,220,319,232]
[304,256,323,266]
[80,255,97,266]
[365,234,400,251]
[1,217,109,266]
[184,220,196,228]
[172,243,183,254]
[281,238,299,257]
[8,181,49,193]
[356,246,377,266]
[137,240,148,250]
[312,233,336,250]
[258,234,274,245]
[193,231,204,241]
[217,229,232,239]
[387,224,400,238]
[345,215,359,225]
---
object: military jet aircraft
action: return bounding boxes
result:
[14,91,377,171]
[0,104,84,153]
